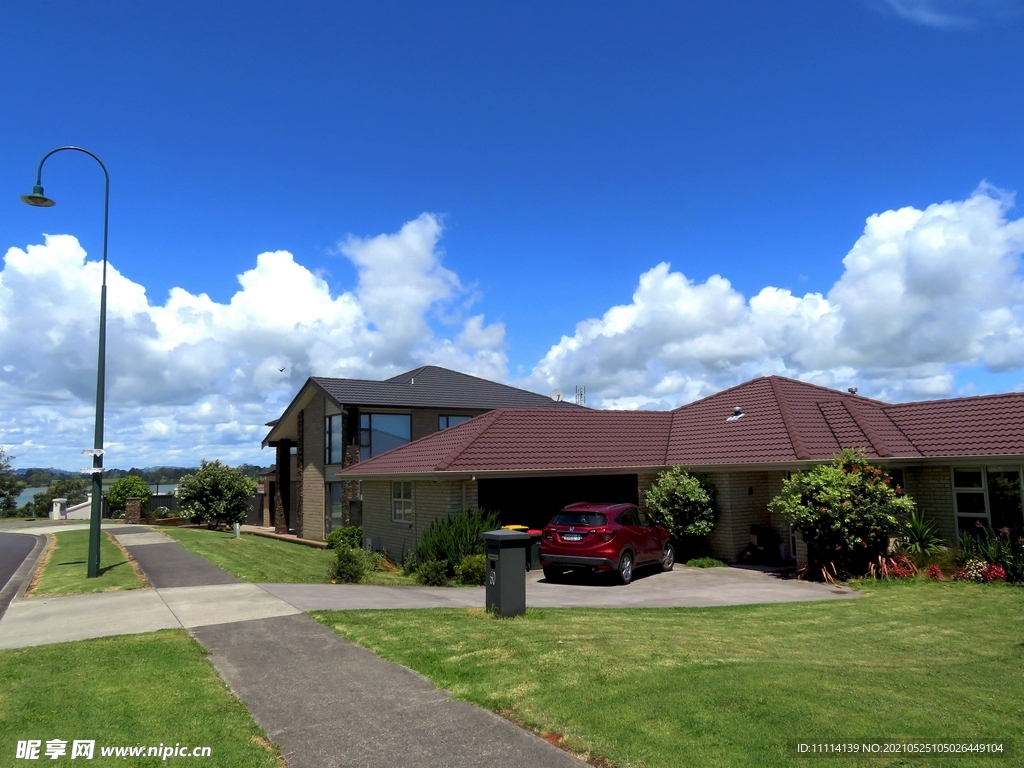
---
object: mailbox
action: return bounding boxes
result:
[483,529,529,617]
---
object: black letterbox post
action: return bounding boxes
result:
[483,529,529,617]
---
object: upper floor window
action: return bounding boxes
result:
[360,413,411,461]
[325,414,344,465]
[438,415,471,430]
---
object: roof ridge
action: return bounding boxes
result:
[841,399,892,457]
[434,409,506,471]
[883,390,1024,409]
[769,377,811,460]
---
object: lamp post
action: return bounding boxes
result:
[22,147,110,578]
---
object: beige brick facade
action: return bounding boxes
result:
[903,465,956,543]
[299,395,326,540]
[362,478,479,562]
[707,471,787,562]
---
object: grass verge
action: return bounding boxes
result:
[163,527,420,585]
[0,630,282,766]
[313,579,1024,768]
[29,530,147,596]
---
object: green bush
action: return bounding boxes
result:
[415,507,499,577]
[686,557,728,568]
[329,547,366,583]
[454,554,487,585]
[958,526,1024,583]
[326,525,363,550]
[26,478,90,519]
[0,447,25,517]
[152,506,172,519]
[644,467,718,556]
[106,475,153,515]
[895,509,945,562]
[416,560,450,586]
[401,552,420,576]
[176,460,257,528]
[768,449,916,579]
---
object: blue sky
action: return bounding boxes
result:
[2,1,1023,468]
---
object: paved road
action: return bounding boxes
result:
[0,533,39,620]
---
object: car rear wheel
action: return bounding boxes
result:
[617,551,634,585]
[542,566,565,583]
[660,542,675,572]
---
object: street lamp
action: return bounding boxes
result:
[21,147,110,578]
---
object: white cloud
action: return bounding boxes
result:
[528,187,1024,408]
[869,0,1017,27]
[0,214,506,468]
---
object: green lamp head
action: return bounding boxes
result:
[21,184,55,207]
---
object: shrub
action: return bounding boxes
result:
[416,560,450,586]
[982,563,1006,583]
[401,552,420,576]
[644,467,718,547]
[176,460,257,528]
[454,554,486,585]
[895,509,945,561]
[329,548,366,584]
[867,554,917,579]
[685,557,728,568]
[106,475,153,515]
[768,449,916,580]
[415,507,499,577]
[152,506,172,519]
[957,525,1024,583]
[926,564,943,580]
[0,447,25,517]
[326,525,363,550]
[26,478,90,518]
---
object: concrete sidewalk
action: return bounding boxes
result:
[194,614,584,768]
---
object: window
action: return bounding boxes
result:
[325,414,344,465]
[438,415,471,430]
[888,468,905,491]
[326,483,344,532]
[953,468,988,536]
[552,512,607,526]
[616,509,638,527]
[953,467,1024,537]
[986,468,1023,532]
[392,481,413,523]
[360,414,411,461]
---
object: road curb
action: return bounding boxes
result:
[0,533,48,619]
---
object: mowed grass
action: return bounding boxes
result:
[0,630,282,767]
[163,528,335,582]
[162,527,418,585]
[313,580,1024,768]
[31,529,146,596]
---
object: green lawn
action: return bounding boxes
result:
[162,527,418,585]
[31,529,147,596]
[313,580,1024,768]
[0,630,282,766]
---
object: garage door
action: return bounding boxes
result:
[478,474,639,530]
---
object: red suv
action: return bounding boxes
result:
[539,502,674,585]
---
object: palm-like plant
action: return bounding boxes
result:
[896,509,945,559]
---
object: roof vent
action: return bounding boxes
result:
[410,378,415,385]
[726,406,745,422]
[847,387,858,395]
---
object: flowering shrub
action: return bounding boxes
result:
[768,449,916,579]
[926,564,943,580]
[868,554,917,579]
[952,559,987,582]
[982,563,1006,582]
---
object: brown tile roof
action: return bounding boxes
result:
[338,375,1024,477]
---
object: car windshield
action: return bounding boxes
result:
[551,513,607,527]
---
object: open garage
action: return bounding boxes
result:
[478,473,639,530]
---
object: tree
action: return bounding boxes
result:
[0,448,26,517]
[27,478,90,518]
[176,460,257,528]
[767,449,916,579]
[106,475,153,515]
[644,467,718,558]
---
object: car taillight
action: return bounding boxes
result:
[542,530,553,540]
[596,528,614,542]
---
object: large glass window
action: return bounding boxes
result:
[325,414,344,465]
[438,415,471,430]
[326,482,344,532]
[392,481,413,523]
[360,414,411,460]
[952,467,1024,536]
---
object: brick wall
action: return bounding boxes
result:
[362,478,479,563]
[637,471,660,511]
[707,471,787,562]
[903,465,956,543]
[300,395,326,541]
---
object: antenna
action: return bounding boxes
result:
[550,389,563,402]
[575,385,586,406]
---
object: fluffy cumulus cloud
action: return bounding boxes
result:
[528,187,1024,409]
[0,214,506,467]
